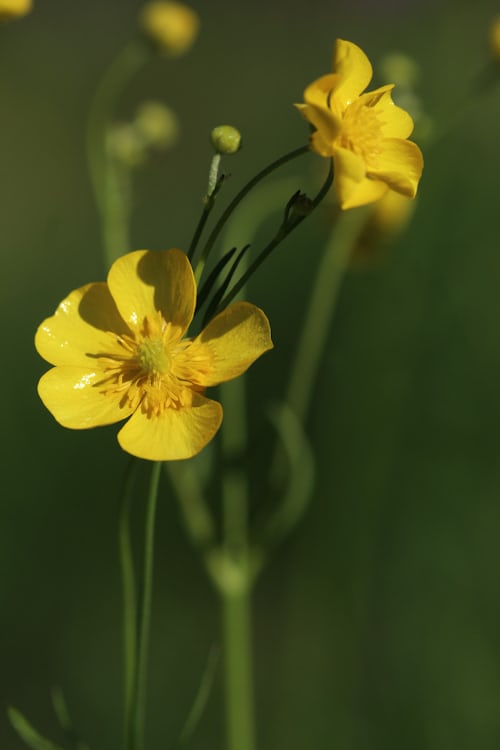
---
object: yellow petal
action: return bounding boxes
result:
[334,148,388,209]
[369,138,424,198]
[332,39,373,106]
[359,85,415,139]
[35,282,132,367]
[107,248,196,335]
[297,75,342,153]
[37,367,134,429]
[117,393,222,460]
[193,302,273,387]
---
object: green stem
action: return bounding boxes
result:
[87,41,149,207]
[103,158,133,268]
[131,460,162,750]
[216,160,333,313]
[219,370,255,750]
[222,586,255,750]
[287,206,370,422]
[194,144,309,282]
[187,171,226,265]
[207,153,221,197]
[86,40,149,262]
[119,457,139,750]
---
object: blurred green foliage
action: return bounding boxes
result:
[2,1,500,748]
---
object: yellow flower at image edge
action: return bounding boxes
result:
[35,249,273,461]
[139,1,199,56]
[297,39,423,210]
[0,0,32,20]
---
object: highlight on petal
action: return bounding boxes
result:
[332,38,373,105]
[35,245,273,461]
[35,283,131,367]
[193,302,273,387]
[118,394,222,461]
[108,248,196,335]
[38,367,134,429]
[334,148,388,209]
[369,138,424,198]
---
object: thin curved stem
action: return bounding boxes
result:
[131,460,162,750]
[216,160,333,312]
[194,144,310,282]
[86,41,149,217]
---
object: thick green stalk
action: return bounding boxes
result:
[219,374,255,750]
[222,584,255,750]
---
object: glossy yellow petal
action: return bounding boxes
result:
[193,302,273,387]
[358,85,415,139]
[297,75,343,151]
[334,148,388,209]
[35,282,132,367]
[332,39,373,105]
[38,367,134,429]
[118,393,222,460]
[302,74,340,111]
[369,138,424,198]
[107,248,195,335]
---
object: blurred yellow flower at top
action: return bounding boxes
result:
[297,39,423,210]
[35,249,272,462]
[489,16,500,61]
[0,0,32,21]
[139,1,199,56]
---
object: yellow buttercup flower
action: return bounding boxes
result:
[35,249,273,461]
[489,16,500,61]
[0,0,32,20]
[139,1,199,57]
[297,39,423,210]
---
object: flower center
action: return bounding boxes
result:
[137,338,171,375]
[339,101,384,166]
[96,313,211,417]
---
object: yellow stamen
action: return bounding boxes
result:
[96,313,211,417]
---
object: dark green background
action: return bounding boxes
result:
[2,0,500,748]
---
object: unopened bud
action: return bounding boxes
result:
[378,53,420,89]
[287,191,313,222]
[210,125,242,155]
[106,124,145,168]
[139,2,199,57]
[0,0,32,21]
[134,101,179,150]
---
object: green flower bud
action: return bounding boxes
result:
[378,53,420,88]
[210,125,242,155]
[106,124,145,168]
[134,101,179,150]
